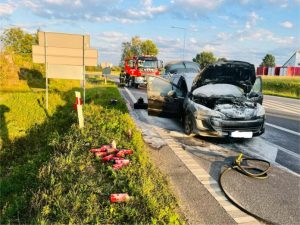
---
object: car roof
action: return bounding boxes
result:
[165,60,199,66]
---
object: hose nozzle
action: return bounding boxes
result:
[235,153,244,165]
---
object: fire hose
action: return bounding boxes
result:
[219,153,275,224]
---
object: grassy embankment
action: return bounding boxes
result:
[262,76,300,99]
[0,53,183,224]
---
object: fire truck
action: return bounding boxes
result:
[124,55,162,88]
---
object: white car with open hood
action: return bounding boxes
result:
[146,60,265,138]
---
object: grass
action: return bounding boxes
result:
[0,74,183,224]
[262,76,300,99]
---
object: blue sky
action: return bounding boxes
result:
[0,0,299,66]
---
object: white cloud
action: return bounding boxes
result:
[280,21,293,28]
[217,32,231,41]
[173,0,223,10]
[18,0,168,24]
[237,28,295,45]
[45,0,66,4]
[171,0,224,18]
[189,37,198,44]
[245,11,260,29]
[0,2,17,17]
[96,31,129,43]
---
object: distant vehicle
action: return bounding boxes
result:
[147,60,265,138]
[162,61,200,79]
[124,55,163,88]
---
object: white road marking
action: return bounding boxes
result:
[265,122,300,136]
[124,87,138,104]
[263,100,300,114]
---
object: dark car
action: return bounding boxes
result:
[147,60,265,138]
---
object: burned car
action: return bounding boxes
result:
[147,60,265,138]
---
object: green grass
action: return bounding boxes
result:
[0,77,183,224]
[262,76,300,99]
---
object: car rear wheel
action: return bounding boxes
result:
[184,114,193,135]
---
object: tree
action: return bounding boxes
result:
[217,57,227,62]
[141,40,158,56]
[193,51,216,69]
[0,28,38,54]
[260,54,275,67]
[120,36,159,65]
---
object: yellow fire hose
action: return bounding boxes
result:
[219,153,276,224]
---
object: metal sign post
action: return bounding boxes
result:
[44,32,48,109]
[83,35,85,105]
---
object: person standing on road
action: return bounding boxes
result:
[119,70,126,86]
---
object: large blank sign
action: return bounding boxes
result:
[32,31,98,80]
[48,64,83,80]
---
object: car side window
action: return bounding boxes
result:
[251,77,262,93]
[148,77,183,97]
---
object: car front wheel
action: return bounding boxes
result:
[184,114,193,135]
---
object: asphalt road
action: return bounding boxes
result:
[262,95,300,155]
[112,77,300,224]
[114,81,300,224]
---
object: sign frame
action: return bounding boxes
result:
[33,31,98,109]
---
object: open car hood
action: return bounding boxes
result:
[191,61,256,93]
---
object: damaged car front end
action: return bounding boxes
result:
[147,60,265,138]
[186,61,265,138]
[186,84,265,138]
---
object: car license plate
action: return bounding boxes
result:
[231,131,253,138]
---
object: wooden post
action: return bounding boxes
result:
[75,91,84,128]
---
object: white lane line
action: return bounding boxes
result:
[263,105,300,115]
[264,104,300,114]
[265,100,300,108]
[265,122,300,136]
[124,87,138,104]
[263,102,300,114]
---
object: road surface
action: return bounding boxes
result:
[111,77,300,224]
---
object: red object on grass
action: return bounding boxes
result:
[102,154,115,162]
[95,152,108,157]
[106,147,118,154]
[116,150,133,157]
[113,164,124,170]
[110,193,131,202]
[89,145,110,153]
[115,159,130,165]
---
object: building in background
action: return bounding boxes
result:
[282,50,300,67]
[257,50,300,76]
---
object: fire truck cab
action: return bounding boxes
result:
[124,56,162,88]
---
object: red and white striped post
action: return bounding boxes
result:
[74,91,84,128]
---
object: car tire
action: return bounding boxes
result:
[134,83,139,89]
[184,114,193,135]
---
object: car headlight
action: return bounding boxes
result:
[256,104,265,117]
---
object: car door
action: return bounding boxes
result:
[249,76,263,104]
[147,75,185,118]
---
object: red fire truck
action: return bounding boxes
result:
[124,55,162,88]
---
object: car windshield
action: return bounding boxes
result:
[184,62,200,73]
[138,60,157,68]
[166,62,200,74]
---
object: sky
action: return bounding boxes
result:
[0,0,299,66]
